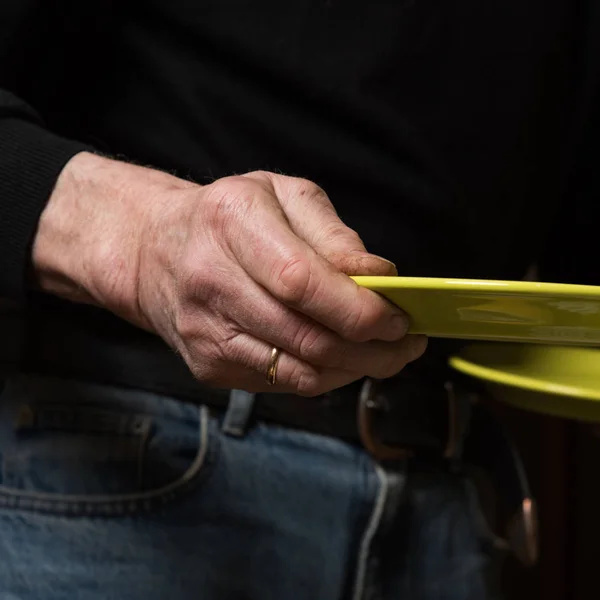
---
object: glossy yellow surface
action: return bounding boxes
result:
[353,276,600,345]
[449,343,600,422]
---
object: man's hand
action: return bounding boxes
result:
[33,152,427,395]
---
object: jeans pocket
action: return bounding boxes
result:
[0,374,218,517]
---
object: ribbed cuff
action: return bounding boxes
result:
[0,118,91,302]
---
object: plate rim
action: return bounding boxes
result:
[449,352,600,402]
[353,276,600,298]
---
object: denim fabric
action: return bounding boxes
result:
[0,374,497,600]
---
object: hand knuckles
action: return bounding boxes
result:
[296,372,326,397]
[245,170,272,182]
[214,175,255,194]
[205,178,261,225]
[285,363,323,397]
[339,301,385,342]
[293,325,340,366]
[272,255,315,305]
[292,178,330,203]
[320,222,360,245]
[176,263,214,299]
[173,310,201,342]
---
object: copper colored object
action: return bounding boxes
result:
[358,378,459,463]
[506,497,539,566]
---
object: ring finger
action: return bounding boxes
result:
[223,271,427,378]
[205,331,366,396]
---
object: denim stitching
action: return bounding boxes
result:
[0,405,215,516]
[351,463,388,600]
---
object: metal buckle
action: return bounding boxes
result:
[358,378,539,565]
[470,478,539,566]
[463,399,539,566]
[507,497,539,566]
[357,378,459,462]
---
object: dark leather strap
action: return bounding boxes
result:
[8,305,451,453]
[218,378,450,453]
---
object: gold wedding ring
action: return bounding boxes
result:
[266,346,281,386]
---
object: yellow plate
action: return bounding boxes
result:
[353,276,600,346]
[449,343,600,422]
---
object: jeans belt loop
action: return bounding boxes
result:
[222,389,257,437]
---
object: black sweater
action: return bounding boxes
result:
[0,0,597,391]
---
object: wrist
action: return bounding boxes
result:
[32,151,105,303]
[31,152,189,322]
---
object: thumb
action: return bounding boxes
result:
[245,172,397,276]
[324,249,398,276]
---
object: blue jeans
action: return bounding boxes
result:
[0,374,498,600]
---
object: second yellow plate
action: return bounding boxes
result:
[449,343,600,422]
[353,276,600,346]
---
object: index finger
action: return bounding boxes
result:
[225,186,409,342]
[243,172,398,277]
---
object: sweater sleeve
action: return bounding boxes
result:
[0,89,91,303]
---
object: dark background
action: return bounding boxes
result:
[495,398,598,600]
